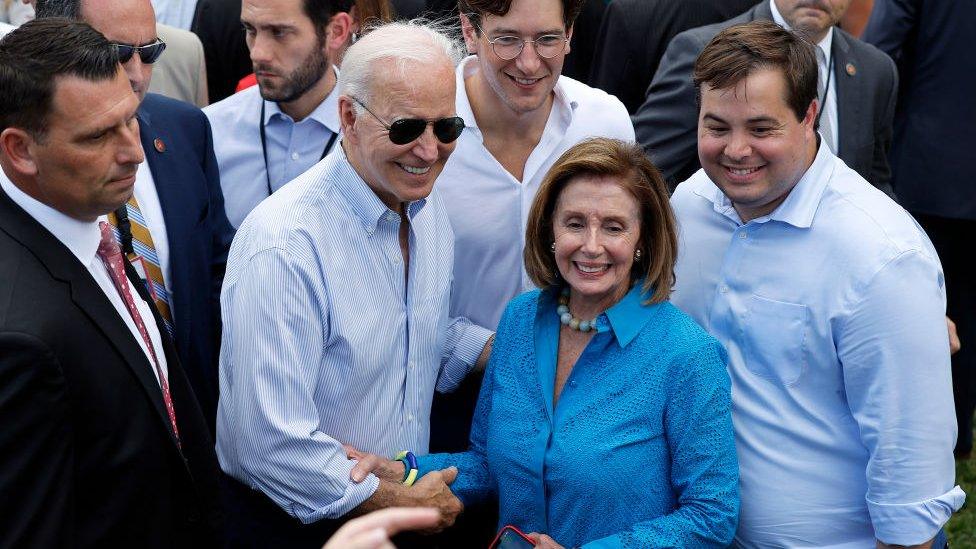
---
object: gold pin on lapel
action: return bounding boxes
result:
[153,138,166,153]
[846,63,857,76]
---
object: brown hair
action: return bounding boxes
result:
[353,0,392,28]
[459,0,584,32]
[693,20,818,124]
[524,138,678,305]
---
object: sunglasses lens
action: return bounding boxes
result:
[388,119,428,145]
[140,42,166,64]
[433,117,465,144]
[115,44,135,63]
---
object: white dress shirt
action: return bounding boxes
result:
[770,0,839,153]
[670,142,964,547]
[0,170,169,384]
[204,72,341,228]
[440,56,635,329]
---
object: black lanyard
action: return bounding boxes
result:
[259,100,339,197]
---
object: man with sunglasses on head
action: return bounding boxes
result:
[203,0,355,228]
[215,20,493,549]
[34,0,235,433]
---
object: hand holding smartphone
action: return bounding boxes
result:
[488,525,536,549]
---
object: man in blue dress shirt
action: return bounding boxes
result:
[670,22,962,548]
[204,0,355,228]
[216,21,493,548]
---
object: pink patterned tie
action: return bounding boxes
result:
[97,221,181,446]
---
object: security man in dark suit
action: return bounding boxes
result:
[0,19,221,547]
[864,0,976,458]
[633,0,898,194]
[36,0,235,431]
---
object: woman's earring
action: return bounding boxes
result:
[634,249,642,261]
[550,242,556,253]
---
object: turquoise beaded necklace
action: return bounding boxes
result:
[556,287,596,333]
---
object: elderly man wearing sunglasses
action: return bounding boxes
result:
[215,20,494,549]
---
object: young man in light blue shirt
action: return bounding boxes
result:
[671,21,962,548]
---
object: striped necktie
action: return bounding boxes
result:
[108,196,174,336]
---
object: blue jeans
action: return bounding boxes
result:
[935,528,949,548]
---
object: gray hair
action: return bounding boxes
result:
[338,19,464,111]
[33,0,82,19]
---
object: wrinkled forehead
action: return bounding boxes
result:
[367,57,457,114]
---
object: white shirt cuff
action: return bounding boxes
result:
[868,484,965,545]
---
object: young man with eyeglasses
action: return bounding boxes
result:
[34,0,236,433]
[215,21,493,549]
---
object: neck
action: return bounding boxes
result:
[466,71,554,138]
[278,67,336,122]
[734,138,818,222]
[341,141,404,213]
[567,286,627,321]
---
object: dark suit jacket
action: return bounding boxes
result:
[0,187,222,548]
[632,1,898,194]
[138,93,235,430]
[191,0,252,104]
[863,0,976,221]
[590,0,759,113]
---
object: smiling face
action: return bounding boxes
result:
[774,0,852,42]
[552,174,641,315]
[697,67,817,222]
[340,58,458,211]
[463,0,571,116]
[27,70,144,221]
[82,0,157,102]
[242,0,331,104]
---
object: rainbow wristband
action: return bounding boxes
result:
[395,450,418,487]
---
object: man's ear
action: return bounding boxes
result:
[0,128,40,177]
[338,96,359,144]
[564,24,574,55]
[804,98,818,136]
[459,13,479,55]
[326,12,354,53]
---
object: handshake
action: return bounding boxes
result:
[343,445,464,534]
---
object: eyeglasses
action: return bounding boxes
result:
[476,23,568,61]
[350,96,465,145]
[112,39,167,64]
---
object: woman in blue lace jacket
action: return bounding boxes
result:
[352,138,738,547]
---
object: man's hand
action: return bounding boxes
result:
[406,467,462,533]
[948,316,961,355]
[345,445,405,484]
[527,532,566,549]
[321,507,439,549]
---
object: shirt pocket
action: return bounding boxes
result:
[741,294,810,386]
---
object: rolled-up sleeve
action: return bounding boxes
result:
[218,247,378,523]
[436,316,492,393]
[837,249,964,544]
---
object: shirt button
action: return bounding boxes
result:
[290,152,299,160]
[407,414,414,422]
[570,380,577,387]
[408,361,415,369]
[721,285,730,294]
[739,232,747,239]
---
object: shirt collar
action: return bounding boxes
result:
[263,65,342,134]
[769,0,833,57]
[604,281,662,348]
[0,167,103,265]
[331,142,427,235]
[455,55,578,138]
[694,139,835,228]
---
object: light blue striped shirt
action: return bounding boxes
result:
[216,144,492,523]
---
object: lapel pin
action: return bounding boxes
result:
[153,138,166,153]
[846,63,856,76]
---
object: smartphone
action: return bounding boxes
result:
[488,525,536,549]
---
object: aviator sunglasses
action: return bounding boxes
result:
[350,96,465,145]
[112,39,167,64]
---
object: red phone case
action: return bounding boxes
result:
[488,524,536,549]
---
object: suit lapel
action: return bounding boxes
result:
[0,188,181,449]
[832,29,862,159]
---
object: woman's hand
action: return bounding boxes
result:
[344,444,406,483]
[527,532,566,549]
